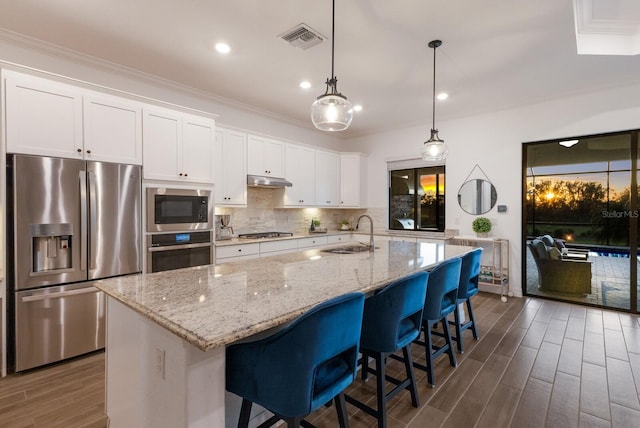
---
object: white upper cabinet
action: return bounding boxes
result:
[143,108,182,180]
[247,135,285,178]
[83,92,142,164]
[181,114,216,183]
[340,153,367,208]
[283,144,315,206]
[214,128,247,206]
[4,70,143,164]
[143,107,215,183]
[4,70,83,159]
[315,150,340,207]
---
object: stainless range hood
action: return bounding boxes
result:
[247,174,293,188]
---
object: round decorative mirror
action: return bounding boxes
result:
[458,179,497,215]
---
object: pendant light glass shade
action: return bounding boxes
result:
[311,85,353,131]
[421,39,448,161]
[422,129,448,160]
[311,0,353,131]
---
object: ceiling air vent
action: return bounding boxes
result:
[278,23,325,50]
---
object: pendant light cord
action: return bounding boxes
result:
[331,0,335,79]
[431,42,436,130]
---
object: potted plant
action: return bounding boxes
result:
[340,220,350,230]
[472,217,492,238]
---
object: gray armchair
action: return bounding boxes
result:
[528,239,592,295]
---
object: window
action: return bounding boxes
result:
[389,166,445,231]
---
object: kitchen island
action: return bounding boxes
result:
[93,240,474,428]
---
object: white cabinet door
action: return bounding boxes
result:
[297,236,329,249]
[264,139,285,178]
[247,135,266,176]
[182,114,215,183]
[143,108,215,183]
[340,153,366,208]
[327,234,349,245]
[284,144,315,206]
[214,128,247,206]
[83,93,142,164]
[315,150,340,207]
[4,71,83,158]
[143,108,182,180]
[247,135,285,178]
[216,243,260,263]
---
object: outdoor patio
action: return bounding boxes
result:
[526,246,639,310]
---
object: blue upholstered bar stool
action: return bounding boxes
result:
[414,257,461,387]
[451,248,482,353]
[344,271,428,428]
[225,292,365,428]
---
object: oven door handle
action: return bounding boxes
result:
[147,242,212,252]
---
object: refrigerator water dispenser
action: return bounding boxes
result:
[30,223,73,273]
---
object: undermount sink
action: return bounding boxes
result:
[322,245,375,254]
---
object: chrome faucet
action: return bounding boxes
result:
[356,214,374,251]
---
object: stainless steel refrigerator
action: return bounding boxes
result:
[7,154,142,371]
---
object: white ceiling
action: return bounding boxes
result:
[1,0,639,138]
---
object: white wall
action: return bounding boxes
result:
[346,82,640,297]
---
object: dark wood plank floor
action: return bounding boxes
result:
[1,292,639,427]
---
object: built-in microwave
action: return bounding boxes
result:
[146,187,213,232]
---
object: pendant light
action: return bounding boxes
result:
[421,39,448,161]
[311,0,353,131]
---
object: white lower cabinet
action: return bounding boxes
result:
[217,234,354,264]
[297,236,329,249]
[216,243,260,263]
[327,235,349,245]
[260,240,298,256]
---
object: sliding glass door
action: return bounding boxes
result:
[523,131,638,312]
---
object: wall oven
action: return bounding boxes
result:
[147,187,212,232]
[147,231,213,273]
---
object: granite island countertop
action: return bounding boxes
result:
[93,240,474,352]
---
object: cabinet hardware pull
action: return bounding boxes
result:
[86,149,91,154]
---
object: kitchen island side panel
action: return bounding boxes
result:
[106,297,225,428]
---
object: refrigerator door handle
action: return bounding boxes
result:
[79,170,87,271]
[88,170,98,271]
[20,286,100,302]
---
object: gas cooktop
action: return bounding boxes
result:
[237,232,294,239]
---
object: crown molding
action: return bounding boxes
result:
[0,28,317,130]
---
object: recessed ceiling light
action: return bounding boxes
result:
[437,92,448,101]
[299,81,311,89]
[559,139,579,147]
[215,42,231,54]
[353,104,363,112]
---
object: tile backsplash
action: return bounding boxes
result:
[215,187,383,235]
